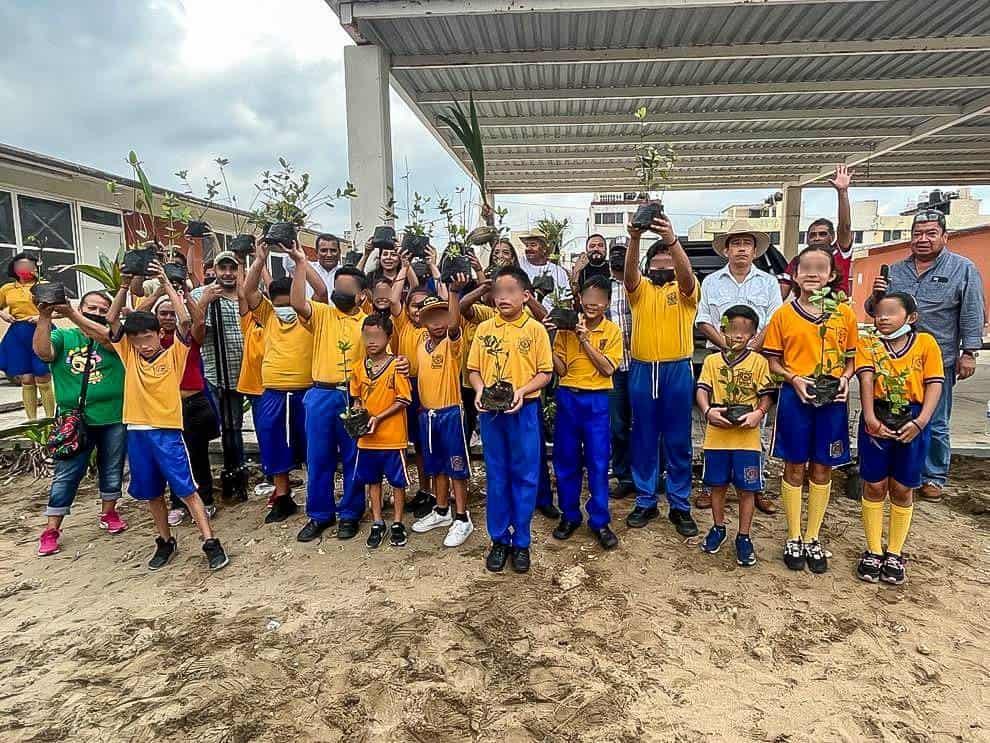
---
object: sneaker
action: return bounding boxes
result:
[510,547,531,573]
[735,534,757,567]
[486,542,510,572]
[668,508,699,537]
[99,509,128,534]
[443,515,474,547]
[264,494,298,524]
[367,523,387,549]
[783,539,805,571]
[408,490,437,519]
[167,508,186,527]
[701,525,727,554]
[148,537,177,571]
[469,431,481,448]
[255,482,276,499]
[390,522,408,547]
[202,538,229,571]
[412,507,454,533]
[804,539,828,574]
[880,552,906,585]
[37,527,61,557]
[857,551,884,583]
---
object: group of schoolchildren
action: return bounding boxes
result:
[7,209,944,586]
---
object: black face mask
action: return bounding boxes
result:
[648,269,676,286]
[82,312,109,326]
[331,290,357,312]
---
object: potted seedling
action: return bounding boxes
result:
[807,287,854,407]
[535,216,578,329]
[437,196,473,283]
[478,334,514,412]
[337,339,372,438]
[629,107,676,230]
[860,327,914,430]
[121,242,159,276]
[711,319,759,425]
[31,281,69,307]
[400,192,432,259]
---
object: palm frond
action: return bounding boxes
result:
[438,94,488,206]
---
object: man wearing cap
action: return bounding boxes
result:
[282,233,341,299]
[518,227,571,311]
[869,209,985,502]
[695,223,783,513]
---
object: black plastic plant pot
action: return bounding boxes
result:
[340,408,371,439]
[723,403,754,426]
[401,233,430,259]
[230,234,256,255]
[343,249,362,267]
[481,381,515,412]
[441,254,472,284]
[262,222,296,253]
[164,263,187,286]
[810,375,841,408]
[874,399,913,431]
[411,259,431,282]
[122,247,158,276]
[184,220,212,238]
[31,282,68,306]
[548,307,579,331]
[372,225,396,248]
[631,202,664,231]
[531,274,555,298]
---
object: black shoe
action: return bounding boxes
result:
[593,526,619,550]
[511,547,531,573]
[337,519,359,540]
[296,518,335,542]
[486,543,510,572]
[264,494,298,524]
[148,537,177,571]
[409,490,436,519]
[390,522,408,547]
[880,552,906,585]
[804,539,828,574]
[783,539,806,570]
[202,538,229,571]
[610,482,636,501]
[367,523,386,549]
[626,505,659,528]
[857,551,883,583]
[552,519,581,540]
[668,508,699,537]
[536,503,561,519]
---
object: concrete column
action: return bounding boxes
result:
[780,184,802,259]
[344,44,393,243]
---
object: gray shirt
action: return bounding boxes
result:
[871,248,985,367]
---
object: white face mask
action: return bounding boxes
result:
[273,306,297,324]
[879,323,912,341]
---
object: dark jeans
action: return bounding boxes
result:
[208,382,245,468]
[171,392,220,509]
[46,422,126,516]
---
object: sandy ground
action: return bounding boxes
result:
[0,459,987,743]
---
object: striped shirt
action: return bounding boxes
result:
[607,277,632,372]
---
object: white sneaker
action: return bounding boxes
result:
[412,508,454,533]
[443,515,474,547]
[254,483,276,498]
[469,432,481,448]
[167,508,185,527]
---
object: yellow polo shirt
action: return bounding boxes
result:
[112,333,190,430]
[252,298,313,390]
[553,319,623,391]
[236,314,265,397]
[763,300,858,378]
[696,350,773,451]
[349,356,411,450]
[460,316,479,388]
[417,333,464,409]
[854,331,944,405]
[628,277,700,362]
[467,312,553,399]
[394,310,430,377]
[0,281,39,320]
[301,300,366,384]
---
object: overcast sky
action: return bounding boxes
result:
[2,0,986,248]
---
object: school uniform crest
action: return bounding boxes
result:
[431,353,444,369]
[598,338,607,351]
[829,439,845,458]
[744,466,760,482]
[517,337,533,355]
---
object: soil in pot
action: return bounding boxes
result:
[401,233,430,259]
[411,260,431,283]
[548,307,578,331]
[810,375,841,407]
[340,408,371,439]
[481,381,515,412]
[164,263,187,286]
[874,399,914,431]
[631,202,663,231]
[230,234,255,255]
[185,220,212,238]
[441,254,472,284]
[122,247,158,276]
[31,282,68,306]
[531,274,555,298]
[343,250,362,267]
[723,403,754,425]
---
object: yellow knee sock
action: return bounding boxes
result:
[780,480,803,540]
[861,498,884,555]
[37,379,55,417]
[887,504,913,556]
[21,383,38,420]
[804,480,832,542]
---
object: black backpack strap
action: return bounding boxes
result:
[76,339,97,411]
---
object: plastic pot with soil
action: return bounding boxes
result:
[631,201,663,231]
[874,399,913,431]
[343,250,362,267]
[401,233,430,259]
[184,220,212,238]
[230,234,256,256]
[481,381,515,412]
[340,407,371,439]
[122,246,158,276]
[164,263,187,287]
[722,403,754,425]
[531,274,555,298]
[809,375,840,407]
[547,307,579,331]
[31,282,69,306]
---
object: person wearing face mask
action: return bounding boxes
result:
[569,234,611,299]
[32,292,128,557]
[0,253,56,419]
[623,215,700,538]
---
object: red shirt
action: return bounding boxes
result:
[160,332,206,392]
[781,241,853,295]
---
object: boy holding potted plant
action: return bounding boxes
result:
[350,314,413,549]
[467,266,554,574]
[763,246,859,574]
[411,279,475,548]
[546,275,623,551]
[695,306,774,566]
[854,293,943,584]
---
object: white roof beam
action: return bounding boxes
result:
[460,128,910,148]
[487,157,990,174]
[396,35,990,70]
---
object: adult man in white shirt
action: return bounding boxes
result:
[281,233,341,298]
[518,227,572,310]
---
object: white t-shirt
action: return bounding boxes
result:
[280,255,338,298]
[518,255,571,310]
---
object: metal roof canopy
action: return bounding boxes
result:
[327,0,990,194]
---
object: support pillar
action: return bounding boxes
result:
[780,184,802,260]
[344,44,393,243]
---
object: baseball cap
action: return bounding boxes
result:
[418,295,447,317]
[213,250,239,267]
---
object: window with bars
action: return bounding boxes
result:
[0,193,79,295]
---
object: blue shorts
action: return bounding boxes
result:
[0,321,50,378]
[771,383,851,467]
[407,380,421,446]
[355,448,409,488]
[255,388,307,476]
[703,449,763,491]
[418,405,471,480]
[858,404,930,488]
[127,428,197,501]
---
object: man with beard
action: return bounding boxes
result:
[282,233,341,299]
[569,234,612,298]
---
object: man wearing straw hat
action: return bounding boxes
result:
[695,222,782,513]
